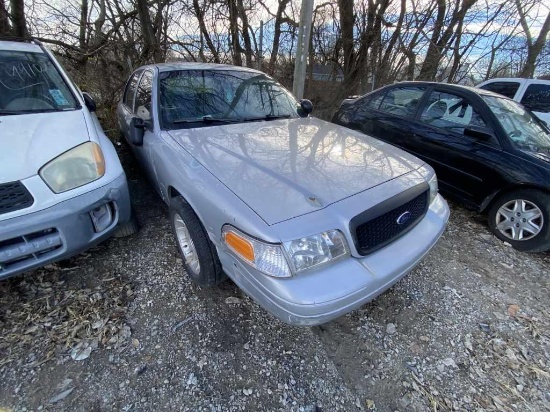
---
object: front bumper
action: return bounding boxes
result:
[218,194,449,326]
[0,173,131,280]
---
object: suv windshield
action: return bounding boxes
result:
[0,49,77,115]
[159,69,300,130]
[482,95,550,153]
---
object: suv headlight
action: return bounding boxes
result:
[418,164,438,204]
[40,142,105,193]
[222,226,350,277]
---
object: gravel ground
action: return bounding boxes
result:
[1,146,549,412]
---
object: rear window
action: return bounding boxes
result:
[479,81,520,99]
[377,86,425,117]
[123,70,143,110]
[520,83,550,113]
[0,50,77,114]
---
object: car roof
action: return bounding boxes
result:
[137,62,264,75]
[0,39,43,53]
[380,81,507,99]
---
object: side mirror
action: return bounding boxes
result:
[464,127,492,141]
[82,92,97,112]
[299,99,313,116]
[137,105,151,121]
[129,117,145,146]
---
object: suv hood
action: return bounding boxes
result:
[0,110,89,182]
[169,117,424,225]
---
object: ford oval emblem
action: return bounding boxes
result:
[396,211,412,225]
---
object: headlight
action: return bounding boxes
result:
[222,226,291,278]
[222,226,350,277]
[418,164,438,204]
[40,142,105,193]
[284,230,349,273]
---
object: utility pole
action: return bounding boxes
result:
[258,20,264,71]
[292,0,313,99]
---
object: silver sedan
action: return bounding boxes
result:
[117,63,449,325]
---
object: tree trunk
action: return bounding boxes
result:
[193,0,220,62]
[227,0,242,66]
[516,1,550,78]
[268,0,290,75]
[136,0,159,61]
[0,0,10,35]
[417,0,446,80]
[9,0,28,37]
[236,0,253,67]
[338,0,354,79]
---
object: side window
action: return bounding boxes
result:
[420,90,486,133]
[135,70,153,119]
[123,70,143,109]
[366,92,386,110]
[479,81,520,99]
[520,84,550,113]
[377,86,425,117]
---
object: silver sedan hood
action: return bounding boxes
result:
[168,117,424,225]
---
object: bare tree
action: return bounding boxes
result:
[515,0,550,78]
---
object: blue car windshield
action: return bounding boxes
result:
[483,95,550,152]
[159,69,300,129]
[0,50,78,115]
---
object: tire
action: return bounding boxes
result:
[169,196,225,286]
[488,189,550,252]
[114,206,139,237]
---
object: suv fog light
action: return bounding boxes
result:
[90,203,114,233]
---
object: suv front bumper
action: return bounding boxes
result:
[0,173,131,280]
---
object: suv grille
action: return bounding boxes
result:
[352,189,429,255]
[0,181,34,215]
[0,228,63,273]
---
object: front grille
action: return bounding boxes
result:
[352,189,429,255]
[0,181,34,215]
[0,228,63,273]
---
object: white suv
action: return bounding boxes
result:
[477,78,550,124]
[0,38,137,279]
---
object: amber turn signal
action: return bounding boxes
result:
[224,230,255,262]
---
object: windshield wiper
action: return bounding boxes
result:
[172,115,240,124]
[172,114,293,125]
[242,114,292,122]
[0,108,67,116]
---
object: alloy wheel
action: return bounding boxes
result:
[173,214,201,275]
[495,199,543,241]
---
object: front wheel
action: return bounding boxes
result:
[169,196,226,286]
[488,189,550,252]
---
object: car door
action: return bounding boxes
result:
[407,88,505,207]
[348,85,428,147]
[118,69,143,140]
[131,70,157,180]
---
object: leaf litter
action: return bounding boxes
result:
[0,263,135,368]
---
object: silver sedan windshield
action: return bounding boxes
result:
[159,69,300,129]
[482,95,550,152]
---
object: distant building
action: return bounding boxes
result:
[309,63,343,82]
